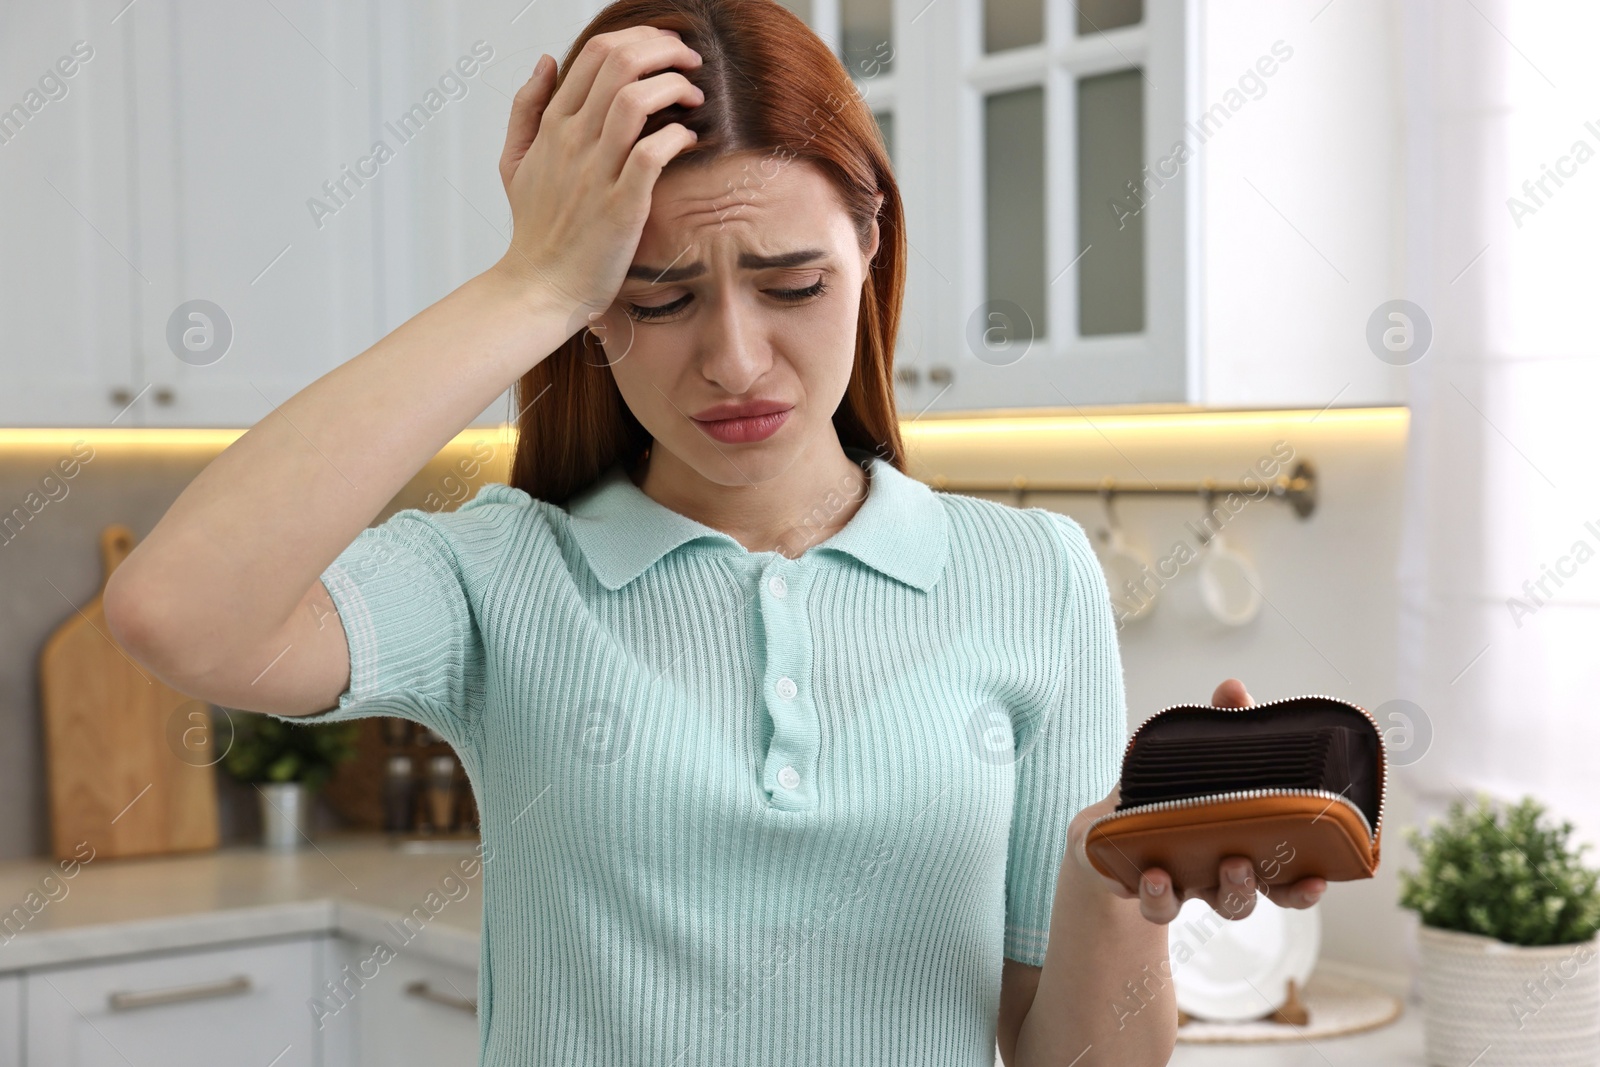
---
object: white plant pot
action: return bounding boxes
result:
[1417,923,1600,1066]
[256,781,313,850]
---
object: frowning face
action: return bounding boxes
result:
[590,151,881,486]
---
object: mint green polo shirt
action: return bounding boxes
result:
[260,446,1127,1066]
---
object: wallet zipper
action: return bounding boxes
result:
[1096,693,1388,844]
[1085,785,1376,844]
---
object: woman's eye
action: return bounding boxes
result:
[624,294,692,322]
[772,277,830,302]
[622,278,831,322]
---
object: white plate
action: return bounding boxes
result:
[1167,893,1321,1022]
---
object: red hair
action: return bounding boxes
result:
[508,0,907,505]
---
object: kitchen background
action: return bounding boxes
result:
[0,411,1415,983]
[2,0,1597,1063]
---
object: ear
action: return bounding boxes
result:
[865,192,885,268]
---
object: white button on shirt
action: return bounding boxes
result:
[777,765,801,790]
[775,675,797,700]
[767,574,788,598]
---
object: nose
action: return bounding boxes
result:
[696,290,774,394]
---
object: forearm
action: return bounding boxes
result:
[108,266,570,670]
[1014,863,1178,1067]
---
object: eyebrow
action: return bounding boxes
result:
[626,248,831,284]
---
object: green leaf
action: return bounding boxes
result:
[216,708,362,789]
[1399,793,1600,946]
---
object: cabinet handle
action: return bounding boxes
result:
[153,387,175,406]
[928,364,954,385]
[109,387,133,406]
[107,973,252,1012]
[405,980,478,1016]
[896,366,921,387]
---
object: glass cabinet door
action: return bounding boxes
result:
[782,0,1187,410]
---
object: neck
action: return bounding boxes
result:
[634,437,870,559]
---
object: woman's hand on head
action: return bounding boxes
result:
[1066,678,1328,924]
[492,26,705,327]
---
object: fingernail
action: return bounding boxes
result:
[534,55,550,77]
[1227,866,1250,885]
[1305,889,1323,904]
[1143,878,1165,896]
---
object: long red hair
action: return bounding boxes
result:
[508,0,907,505]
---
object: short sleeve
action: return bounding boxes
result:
[1003,509,1128,966]
[238,483,533,752]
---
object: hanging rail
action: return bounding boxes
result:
[924,460,1318,519]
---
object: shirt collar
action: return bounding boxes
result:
[564,447,948,593]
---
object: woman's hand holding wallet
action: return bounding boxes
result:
[1066,678,1381,924]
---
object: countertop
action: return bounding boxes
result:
[1170,1011,1428,1066]
[0,832,1429,1063]
[0,832,485,974]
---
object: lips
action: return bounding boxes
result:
[691,406,792,444]
[691,400,793,422]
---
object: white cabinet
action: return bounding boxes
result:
[120,0,514,429]
[836,0,1407,412]
[0,5,139,426]
[24,934,319,1067]
[0,973,20,1067]
[335,936,480,1067]
[6,928,478,1066]
[1,0,515,429]
[1191,0,1406,410]
[883,0,1192,412]
[123,0,384,429]
[6,0,1403,423]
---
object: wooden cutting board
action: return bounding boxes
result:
[38,524,219,861]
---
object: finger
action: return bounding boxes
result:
[580,34,702,150]
[545,25,679,121]
[1138,868,1182,924]
[597,69,704,179]
[1213,856,1258,920]
[1210,678,1252,707]
[1285,876,1327,908]
[552,26,689,126]
[500,55,556,193]
[616,122,700,208]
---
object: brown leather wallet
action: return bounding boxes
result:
[1084,694,1387,896]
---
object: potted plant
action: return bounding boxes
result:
[219,711,360,850]
[1400,792,1600,1066]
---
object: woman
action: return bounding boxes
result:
[105,1,1326,1063]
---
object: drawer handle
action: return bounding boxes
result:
[107,974,252,1012]
[405,980,478,1016]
